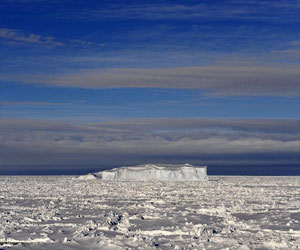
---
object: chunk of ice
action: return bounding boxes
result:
[79,164,208,181]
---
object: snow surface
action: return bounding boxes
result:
[79,164,208,181]
[1,176,300,249]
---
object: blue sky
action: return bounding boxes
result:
[1,0,299,174]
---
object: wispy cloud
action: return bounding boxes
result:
[5,64,299,96]
[1,101,67,106]
[70,1,299,23]
[271,39,300,59]
[69,39,108,48]
[2,0,299,22]
[0,28,107,48]
[289,40,300,46]
[1,118,299,167]
[0,28,64,47]
[272,49,300,58]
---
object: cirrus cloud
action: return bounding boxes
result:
[0,28,63,47]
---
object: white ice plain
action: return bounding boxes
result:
[1,176,300,249]
[78,164,208,181]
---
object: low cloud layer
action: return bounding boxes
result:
[1,118,299,171]
[8,65,299,96]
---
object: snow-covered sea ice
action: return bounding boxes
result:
[1,175,300,249]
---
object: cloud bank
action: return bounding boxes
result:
[1,119,299,170]
[7,65,299,96]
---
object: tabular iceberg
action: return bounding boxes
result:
[79,164,208,181]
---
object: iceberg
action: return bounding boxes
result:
[79,164,208,181]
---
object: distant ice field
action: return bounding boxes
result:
[1,176,300,249]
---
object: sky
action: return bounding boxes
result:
[1,0,299,175]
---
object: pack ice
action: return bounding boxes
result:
[79,163,208,181]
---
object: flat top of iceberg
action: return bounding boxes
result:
[105,163,206,172]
